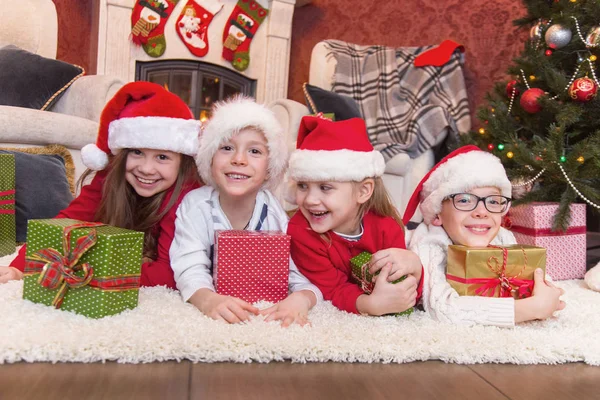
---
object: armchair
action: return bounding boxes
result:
[270,40,470,222]
[0,0,125,182]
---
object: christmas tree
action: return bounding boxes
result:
[465,0,600,231]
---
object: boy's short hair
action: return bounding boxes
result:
[403,145,512,225]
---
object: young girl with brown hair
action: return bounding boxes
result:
[0,81,202,288]
[287,116,423,316]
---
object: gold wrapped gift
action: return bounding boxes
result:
[446,245,546,299]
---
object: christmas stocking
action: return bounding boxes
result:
[222,0,269,71]
[131,0,180,58]
[176,0,223,57]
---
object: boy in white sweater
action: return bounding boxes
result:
[170,97,322,326]
[405,145,565,327]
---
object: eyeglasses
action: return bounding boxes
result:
[447,193,511,213]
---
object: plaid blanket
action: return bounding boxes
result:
[325,40,471,161]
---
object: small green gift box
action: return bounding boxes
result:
[0,154,16,257]
[350,251,413,316]
[23,219,144,319]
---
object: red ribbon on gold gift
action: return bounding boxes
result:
[24,222,141,309]
[447,246,534,299]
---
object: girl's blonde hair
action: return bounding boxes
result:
[356,177,404,228]
[78,150,200,259]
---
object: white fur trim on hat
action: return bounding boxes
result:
[108,117,201,156]
[420,151,512,224]
[81,143,109,171]
[289,149,385,182]
[196,97,287,191]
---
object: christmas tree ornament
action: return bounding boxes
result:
[507,151,514,158]
[577,156,585,163]
[545,24,572,49]
[131,0,180,57]
[529,75,536,81]
[478,128,485,134]
[586,26,600,47]
[487,144,494,151]
[497,143,505,150]
[222,0,269,72]
[530,20,545,45]
[511,177,534,199]
[568,77,598,102]
[505,80,520,97]
[560,155,567,162]
[590,55,598,62]
[176,0,224,58]
[545,49,553,56]
[520,88,545,113]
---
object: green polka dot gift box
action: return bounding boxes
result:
[23,219,144,319]
[350,251,413,317]
[0,154,16,257]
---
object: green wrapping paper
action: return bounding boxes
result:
[23,219,144,318]
[0,154,16,256]
[350,251,413,316]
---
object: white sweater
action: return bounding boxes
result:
[170,186,323,303]
[408,224,519,328]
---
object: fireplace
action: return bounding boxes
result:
[96,0,299,106]
[136,59,256,121]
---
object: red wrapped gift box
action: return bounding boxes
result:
[507,202,586,280]
[214,230,290,303]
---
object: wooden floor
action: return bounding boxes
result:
[1,361,599,400]
[2,233,600,400]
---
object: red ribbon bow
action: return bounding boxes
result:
[25,222,141,309]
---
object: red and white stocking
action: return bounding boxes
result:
[131,0,180,58]
[221,0,268,71]
[176,0,223,58]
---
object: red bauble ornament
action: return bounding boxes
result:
[506,80,520,98]
[545,49,553,56]
[568,77,598,102]
[520,88,545,113]
[487,144,494,151]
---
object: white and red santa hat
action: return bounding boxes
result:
[402,145,512,225]
[81,81,201,171]
[196,96,288,190]
[288,116,385,182]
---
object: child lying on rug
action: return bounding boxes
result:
[404,145,565,327]
[170,97,322,327]
[0,82,202,288]
[286,116,423,316]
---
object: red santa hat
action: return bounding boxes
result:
[196,96,288,190]
[288,116,385,182]
[402,145,512,225]
[81,81,201,171]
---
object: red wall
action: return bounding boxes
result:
[54,0,98,74]
[288,0,529,124]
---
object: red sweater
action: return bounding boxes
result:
[288,211,423,314]
[11,170,200,289]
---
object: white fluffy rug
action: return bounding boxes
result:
[1,278,599,365]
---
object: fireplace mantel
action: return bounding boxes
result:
[96,0,298,104]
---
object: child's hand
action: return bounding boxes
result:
[188,288,259,324]
[0,266,23,284]
[530,268,566,319]
[369,248,422,282]
[260,290,316,327]
[515,268,566,323]
[358,265,417,316]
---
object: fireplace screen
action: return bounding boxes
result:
[136,60,256,121]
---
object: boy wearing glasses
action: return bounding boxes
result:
[403,145,565,327]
